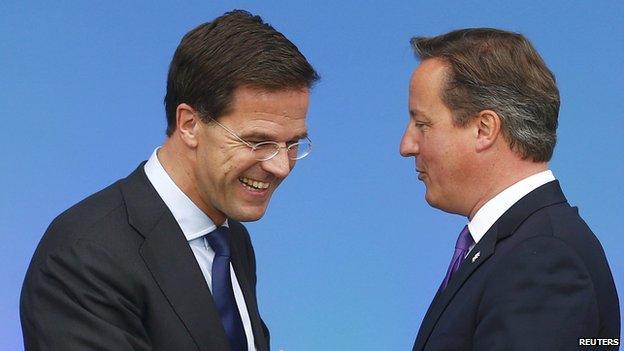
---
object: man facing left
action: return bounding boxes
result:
[20,10,319,351]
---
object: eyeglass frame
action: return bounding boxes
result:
[205,116,312,161]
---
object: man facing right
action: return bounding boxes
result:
[400,28,620,350]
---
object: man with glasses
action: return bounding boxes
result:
[21,10,318,351]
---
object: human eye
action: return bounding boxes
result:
[242,131,276,145]
[413,120,429,130]
[253,141,276,149]
[244,136,273,146]
[286,138,301,146]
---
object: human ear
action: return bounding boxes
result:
[474,109,502,152]
[176,103,200,148]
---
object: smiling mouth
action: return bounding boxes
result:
[238,176,270,191]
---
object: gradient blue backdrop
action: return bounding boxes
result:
[2,1,622,350]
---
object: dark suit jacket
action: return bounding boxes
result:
[21,163,270,351]
[413,181,620,351]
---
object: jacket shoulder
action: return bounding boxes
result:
[497,202,620,339]
[30,177,140,268]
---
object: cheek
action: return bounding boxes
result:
[197,147,231,189]
[424,142,457,183]
[419,139,442,167]
[220,149,251,179]
[229,156,263,179]
[223,163,234,178]
[440,142,472,183]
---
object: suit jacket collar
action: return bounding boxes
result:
[120,163,267,351]
[144,147,219,240]
[413,180,568,351]
[229,225,269,350]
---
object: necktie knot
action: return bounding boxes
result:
[441,225,475,291]
[455,225,474,251]
[207,226,231,257]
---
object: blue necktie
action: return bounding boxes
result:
[206,226,248,351]
[440,225,474,291]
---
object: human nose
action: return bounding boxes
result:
[399,124,419,157]
[260,146,291,179]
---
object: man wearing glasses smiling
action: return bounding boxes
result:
[21,10,318,351]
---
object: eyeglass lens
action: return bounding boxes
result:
[252,139,311,161]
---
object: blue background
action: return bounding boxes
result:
[2,1,622,350]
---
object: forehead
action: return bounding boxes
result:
[230,86,310,113]
[223,86,310,137]
[409,58,450,114]
[410,59,448,96]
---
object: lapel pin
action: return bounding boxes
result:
[472,251,481,263]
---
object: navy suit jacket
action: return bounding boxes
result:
[413,181,620,350]
[21,163,270,351]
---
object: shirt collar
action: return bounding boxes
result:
[467,170,556,245]
[144,147,228,241]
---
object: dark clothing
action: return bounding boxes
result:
[413,181,620,351]
[21,164,269,351]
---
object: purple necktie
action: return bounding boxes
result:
[440,225,474,291]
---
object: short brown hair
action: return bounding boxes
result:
[411,28,559,162]
[164,10,319,136]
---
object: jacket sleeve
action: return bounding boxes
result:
[20,239,151,351]
[473,235,602,351]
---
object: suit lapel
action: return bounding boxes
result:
[120,164,230,351]
[413,181,568,350]
[229,226,268,351]
[413,231,496,351]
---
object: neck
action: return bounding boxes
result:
[466,159,548,220]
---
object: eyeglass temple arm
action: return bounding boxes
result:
[208,116,311,149]
[208,117,253,148]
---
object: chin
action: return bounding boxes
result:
[424,191,437,207]
[426,195,466,216]
[425,192,447,212]
[228,206,268,222]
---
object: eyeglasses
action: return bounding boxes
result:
[208,117,312,161]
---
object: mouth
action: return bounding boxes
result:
[238,176,270,192]
[416,170,426,181]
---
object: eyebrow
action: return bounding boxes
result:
[409,109,430,121]
[242,131,309,142]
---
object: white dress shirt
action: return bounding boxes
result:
[144,148,256,351]
[467,170,556,252]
